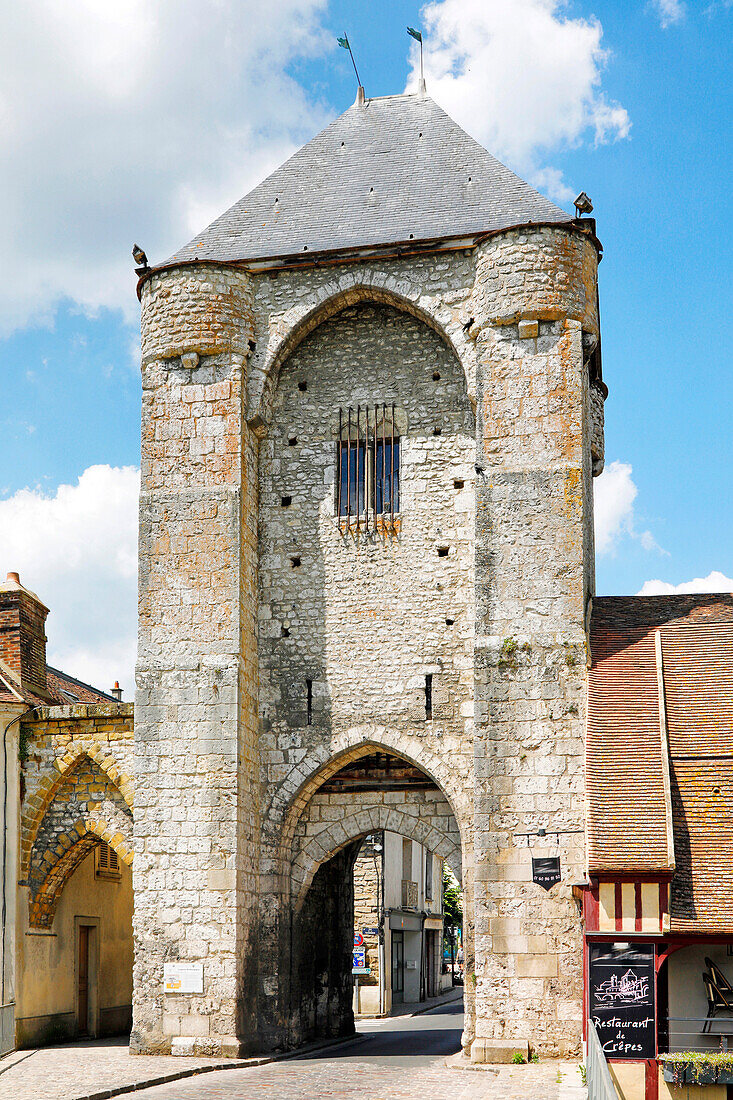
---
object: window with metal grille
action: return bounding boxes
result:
[336,404,400,525]
[95,841,121,880]
[425,850,433,901]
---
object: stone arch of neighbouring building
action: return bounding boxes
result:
[28,817,133,929]
[21,742,133,878]
[247,276,477,428]
[26,753,134,928]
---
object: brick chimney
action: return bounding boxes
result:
[0,572,51,699]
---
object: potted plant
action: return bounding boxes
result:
[661,1051,733,1085]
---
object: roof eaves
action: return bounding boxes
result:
[137,217,597,300]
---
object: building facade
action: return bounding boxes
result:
[352,831,448,1017]
[1,87,729,1100]
[0,572,133,1050]
[132,88,605,1061]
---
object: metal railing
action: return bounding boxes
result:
[659,1015,733,1052]
[586,1020,619,1100]
[0,1002,14,1057]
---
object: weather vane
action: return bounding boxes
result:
[337,34,362,92]
[407,26,424,91]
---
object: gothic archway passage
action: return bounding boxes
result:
[270,750,468,1050]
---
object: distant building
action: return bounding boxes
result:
[0,572,132,1051]
[352,831,448,1016]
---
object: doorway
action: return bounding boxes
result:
[426,930,436,998]
[391,931,404,1005]
[76,922,96,1037]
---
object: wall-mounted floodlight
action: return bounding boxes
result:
[574,192,594,217]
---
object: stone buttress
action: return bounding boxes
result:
[133,267,260,1055]
[469,227,600,1058]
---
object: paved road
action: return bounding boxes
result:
[125,1003,586,1100]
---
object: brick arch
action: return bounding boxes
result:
[270,732,472,877]
[291,798,462,912]
[28,817,133,929]
[247,276,476,426]
[21,742,133,876]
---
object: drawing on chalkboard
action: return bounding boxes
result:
[594,969,650,1006]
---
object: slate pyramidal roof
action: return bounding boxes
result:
[166,92,573,268]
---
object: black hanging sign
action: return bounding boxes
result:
[532,856,561,891]
[589,943,656,1060]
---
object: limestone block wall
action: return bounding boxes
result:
[291,844,359,1043]
[590,379,606,476]
[141,267,254,362]
[468,227,598,1058]
[132,221,603,1057]
[134,266,261,1056]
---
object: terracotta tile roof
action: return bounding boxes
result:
[0,660,116,709]
[588,594,733,933]
[670,757,733,933]
[587,602,672,875]
[46,666,117,705]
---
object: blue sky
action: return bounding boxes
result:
[1,0,731,693]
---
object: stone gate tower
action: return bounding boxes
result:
[133,89,605,1059]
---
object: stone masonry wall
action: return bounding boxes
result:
[468,229,598,1058]
[134,266,261,1056]
[353,841,381,992]
[291,787,461,909]
[254,297,477,1048]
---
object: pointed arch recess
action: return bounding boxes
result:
[21,742,133,876]
[247,277,476,426]
[28,817,133,929]
[271,734,472,887]
[291,801,462,912]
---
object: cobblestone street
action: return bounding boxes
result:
[0,1002,586,1100]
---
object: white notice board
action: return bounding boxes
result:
[164,962,204,994]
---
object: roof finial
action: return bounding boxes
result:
[407,27,426,97]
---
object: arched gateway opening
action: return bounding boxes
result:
[260,747,470,1050]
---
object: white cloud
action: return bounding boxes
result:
[0,465,139,697]
[638,571,733,596]
[594,460,637,555]
[593,459,665,557]
[1,1,332,336]
[407,0,630,201]
[651,0,686,28]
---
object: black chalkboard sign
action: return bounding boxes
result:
[589,943,656,1060]
[532,857,561,891]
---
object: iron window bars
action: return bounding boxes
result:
[337,404,399,530]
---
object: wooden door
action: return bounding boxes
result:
[78,925,90,1034]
